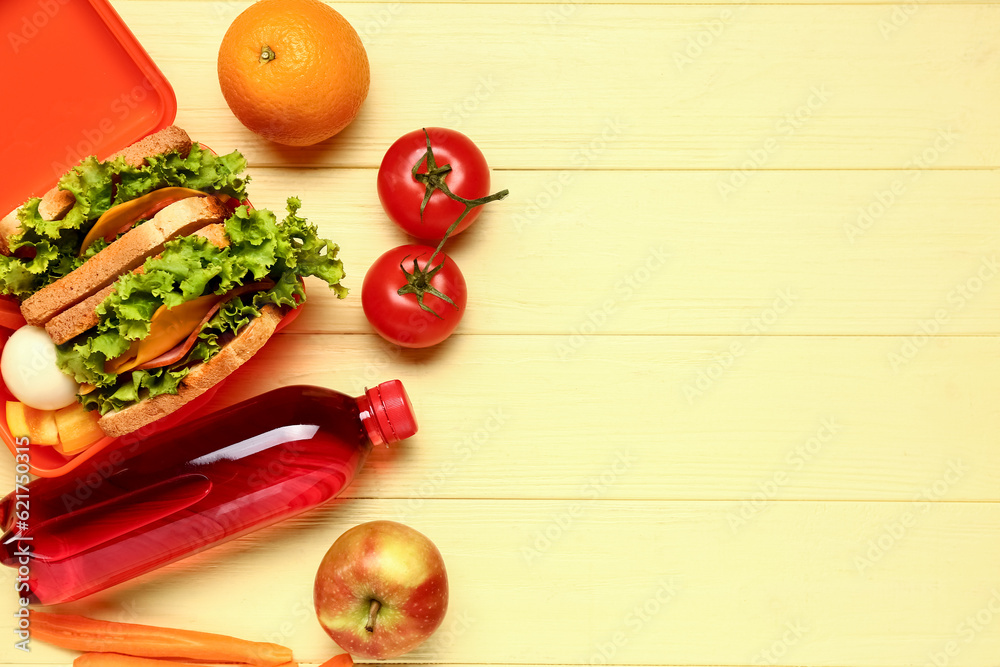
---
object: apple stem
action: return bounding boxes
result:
[365,599,381,633]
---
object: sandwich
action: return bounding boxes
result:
[0,126,347,439]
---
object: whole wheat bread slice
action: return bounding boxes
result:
[45,224,231,345]
[0,194,72,255]
[20,196,227,326]
[1,126,192,255]
[98,304,284,438]
[108,125,191,168]
[37,189,75,223]
[0,210,19,255]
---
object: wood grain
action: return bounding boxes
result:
[107,2,1000,170]
[129,0,996,4]
[240,167,1000,335]
[9,500,999,666]
[181,332,1000,502]
[0,1,997,666]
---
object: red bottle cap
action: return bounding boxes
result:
[366,380,418,444]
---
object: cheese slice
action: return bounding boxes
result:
[80,187,206,256]
[105,293,225,375]
[103,279,276,376]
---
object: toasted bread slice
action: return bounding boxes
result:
[1,126,192,255]
[45,286,116,346]
[97,304,283,438]
[108,125,191,169]
[20,197,227,326]
[38,189,75,222]
[45,224,232,345]
[0,210,19,255]
[0,193,71,255]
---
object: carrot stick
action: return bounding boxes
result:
[73,656,299,667]
[31,612,293,667]
[75,654,229,667]
[316,654,353,667]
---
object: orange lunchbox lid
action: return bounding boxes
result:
[0,0,303,476]
[0,0,177,218]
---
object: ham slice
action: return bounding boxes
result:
[133,279,276,371]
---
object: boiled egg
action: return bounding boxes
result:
[1,326,79,410]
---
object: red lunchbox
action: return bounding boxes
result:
[0,0,301,477]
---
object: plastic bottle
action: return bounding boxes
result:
[0,381,417,605]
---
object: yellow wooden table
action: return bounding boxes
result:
[3,0,1000,665]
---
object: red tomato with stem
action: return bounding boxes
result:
[377,128,506,241]
[361,245,468,348]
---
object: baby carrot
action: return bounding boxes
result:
[32,612,293,667]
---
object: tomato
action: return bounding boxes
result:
[377,128,506,241]
[361,245,468,348]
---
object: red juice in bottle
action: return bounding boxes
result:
[0,381,416,605]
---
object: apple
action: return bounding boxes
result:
[314,520,449,659]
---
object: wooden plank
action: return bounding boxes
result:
[126,0,995,4]
[8,500,999,666]
[106,2,1000,169]
[239,167,1000,335]
[0,2,994,667]
[169,333,1000,502]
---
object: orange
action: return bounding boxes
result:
[217,0,370,146]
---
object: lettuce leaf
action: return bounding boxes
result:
[77,295,261,415]
[54,331,130,388]
[272,197,349,299]
[79,366,191,415]
[222,205,280,285]
[48,156,118,237]
[58,197,347,414]
[0,144,249,298]
[114,144,248,205]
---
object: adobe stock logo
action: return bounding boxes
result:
[8,0,70,54]
[928,589,1000,667]
[50,79,158,178]
[717,86,831,200]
